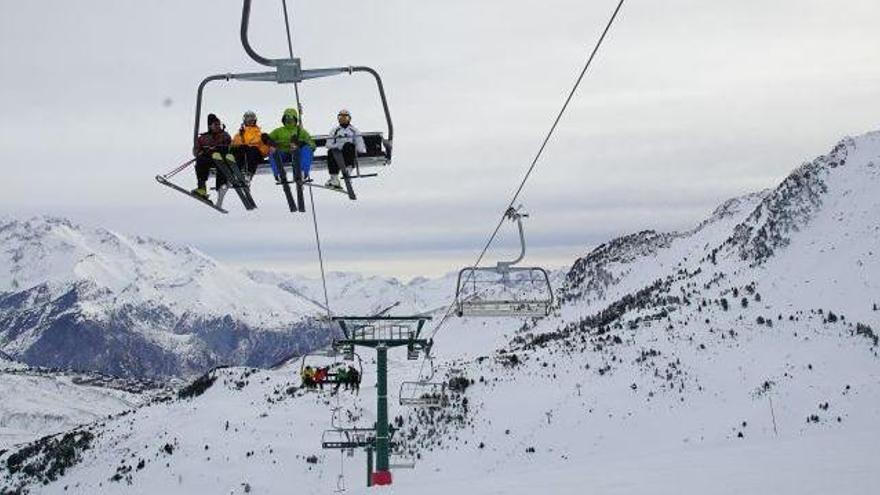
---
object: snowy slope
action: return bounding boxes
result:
[0,365,158,450]
[0,351,26,371]
[2,130,879,494]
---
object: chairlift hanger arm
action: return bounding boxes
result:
[237,1,393,144]
[241,0,288,68]
[498,212,527,270]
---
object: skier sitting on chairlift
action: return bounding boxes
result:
[231,110,269,183]
[262,108,316,183]
[192,113,232,201]
[333,366,348,393]
[347,365,360,394]
[301,365,316,389]
[314,366,329,390]
[324,108,366,190]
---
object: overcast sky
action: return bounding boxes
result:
[2,0,878,279]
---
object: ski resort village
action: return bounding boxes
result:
[1,1,879,494]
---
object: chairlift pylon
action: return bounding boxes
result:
[455,207,554,317]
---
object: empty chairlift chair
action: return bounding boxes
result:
[321,428,375,452]
[399,381,447,408]
[455,207,554,317]
[399,358,447,408]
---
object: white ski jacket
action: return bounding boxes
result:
[326,124,367,154]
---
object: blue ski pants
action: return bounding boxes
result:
[269,146,314,178]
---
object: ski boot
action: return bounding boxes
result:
[326,175,343,190]
[191,187,210,202]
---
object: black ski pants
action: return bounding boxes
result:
[233,146,264,176]
[327,142,356,175]
[195,150,229,189]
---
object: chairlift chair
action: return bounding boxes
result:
[300,348,363,387]
[321,428,375,451]
[399,381,448,408]
[455,207,554,317]
[156,0,394,214]
[399,357,447,408]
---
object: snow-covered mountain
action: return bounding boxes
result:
[246,269,458,318]
[0,217,332,379]
[1,130,879,494]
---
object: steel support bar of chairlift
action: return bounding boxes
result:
[235,0,393,153]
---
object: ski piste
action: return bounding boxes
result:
[212,155,257,210]
[154,175,229,214]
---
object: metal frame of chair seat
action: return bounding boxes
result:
[321,428,376,450]
[399,381,448,408]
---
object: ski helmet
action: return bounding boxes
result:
[243,110,257,122]
[337,108,351,117]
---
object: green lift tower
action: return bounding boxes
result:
[329,315,432,487]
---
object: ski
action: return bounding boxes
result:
[155,175,228,214]
[225,156,258,209]
[330,149,357,200]
[290,159,307,213]
[307,182,349,195]
[276,165,300,213]
[213,156,257,210]
[341,164,357,200]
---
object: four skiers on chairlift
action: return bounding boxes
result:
[301,365,361,393]
[192,107,364,204]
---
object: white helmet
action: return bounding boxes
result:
[337,108,351,117]
[243,110,257,121]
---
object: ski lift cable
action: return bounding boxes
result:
[281,0,305,117]
[427,0,626,340]
[282,0,332,319]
